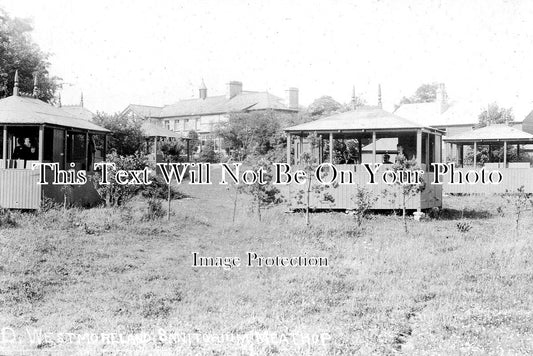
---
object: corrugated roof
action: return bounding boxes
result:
[0,96,109,133]
[141,122,185,138]
[285,107,437,132]
[61,105,95,121]
[443,124,533,142]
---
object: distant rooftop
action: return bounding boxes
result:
[285,106,440,133]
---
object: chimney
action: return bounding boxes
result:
[436,83,447,113]
[32,73,38,98]
[377,84,382,109]
[13,70,19,96]
[287,87,299,110]
[226,81,242,99]
[199,79,207,100]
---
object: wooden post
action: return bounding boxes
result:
[435,134,441,167]
[187,139,191,162]
[358,137,362,164]
[85,132,89,170]
[503,141,507,167]
[517,144,520,161]
[473,142,477,168]
[371,131,376,165]
[416,129,422,165]
[2,125,7,168]
[153,137,158,165]
[329,132,333,164]
[299,135,304,164]
[38,125,44,162]
[286,132,291,164]
[425,132,430,168]
[103,134,107,162]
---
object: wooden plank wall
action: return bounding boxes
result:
[0,169,41,209]
[441,168,533,194]
[287,164,442,210]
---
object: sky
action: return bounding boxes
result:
[2,0,533,115]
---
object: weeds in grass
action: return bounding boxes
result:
[456,221,473,233]
[142,199,166,221]
[0,208,18,228]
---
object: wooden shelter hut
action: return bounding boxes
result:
[284,106,444,211]
[141,122,191,163]
[0,71,110,209]
[443,124,533,193]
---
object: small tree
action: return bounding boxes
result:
[294,136,336,226]
[350,186,377,227]
[383,154,426,233]
[501,186,533,235]
[237,158,281,221]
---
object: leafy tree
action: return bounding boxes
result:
[478,103,514,128]
[216,110,290,160]
[197,141,219,163]
[187,130,200,154]
[159,140,185,162]
[399,83,439,106]
[93,112,145,155]
[90,152,148,207]
[307,96,343,117]
[0,8,60,102]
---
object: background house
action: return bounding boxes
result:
[60,93,96,122]
[395,84,531,161]
[120,80,299,152]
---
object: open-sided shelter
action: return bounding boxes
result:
[0,71,110,209]
[443,124,533,193]
[284,106,444,211]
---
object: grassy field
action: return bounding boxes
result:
[1,168,533,355]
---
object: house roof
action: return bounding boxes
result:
[141,122,185,138]
[443,124,533,143]
[61,105,95,121]
[154,91,295,118]
[0,95,109,133]
[125,104,164,118]
[285,107,440,133]
[395,100,529,127]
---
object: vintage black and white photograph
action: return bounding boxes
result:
[1,0,533,354]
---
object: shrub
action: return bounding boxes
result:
[349,186,377,227]
[142,199,165,221]
[197,141,220,163]
[141,174,185,200]
[456,221,472,233]
[90,152,148,207]
[0,208,18,228]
